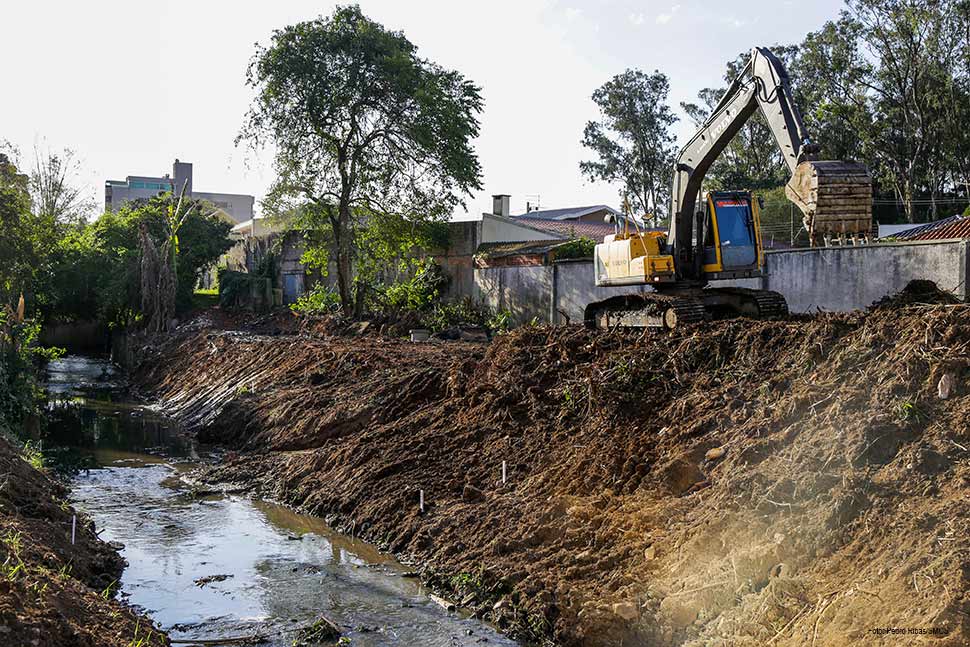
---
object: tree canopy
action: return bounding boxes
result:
[239,4,483,312]
[580,70,678,226]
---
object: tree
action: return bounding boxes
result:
[0,153,33,307]
[239,5,483,314]
[43,195,233,328]
[29,144,96,225]
[846,0,962,221]
[791,17,870,164]
[580,70,677,226]
[680,46,799,193]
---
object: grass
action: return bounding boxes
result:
[191,289,219,310]
[0,530,26,581]
[127,620,156,647]
[101,579,118,600]
[896,399,927,424]
[21,440,43,470]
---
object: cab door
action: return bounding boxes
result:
[702,192,759,272]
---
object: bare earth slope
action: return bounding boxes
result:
[0,437,168,646]
[135,286,970,646]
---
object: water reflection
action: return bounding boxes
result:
[47,356,515,646]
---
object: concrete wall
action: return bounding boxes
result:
[480,213,559,244]
[475,266,552,324]
[765,240,967,312]
[552,261,651,324]
[473,240,970,325]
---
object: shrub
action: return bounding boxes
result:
[291,283,341,314]
[383,259,448,312]
[554,237,596,260]
[420,298,512,334]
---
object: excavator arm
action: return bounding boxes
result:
[668,47,871,277]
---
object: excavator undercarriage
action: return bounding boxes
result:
[584,288,789,329]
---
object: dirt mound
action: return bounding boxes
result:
[136,293,970,646]
[0,438,168,646]
[871,279,962,308]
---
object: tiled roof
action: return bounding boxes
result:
[894,215,970,241]
[514,216,619,240]
[513,205,623,221]
[476,240,568,257]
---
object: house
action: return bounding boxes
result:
[433,194,631,293]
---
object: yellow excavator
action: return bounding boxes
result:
[585,47,872,329]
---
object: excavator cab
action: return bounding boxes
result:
[700,191,764,279]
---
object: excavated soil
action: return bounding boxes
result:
[0,437,168,646]
[135,284,970,646]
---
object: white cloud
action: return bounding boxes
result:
[655,4,681,25]
[629,12,645,26]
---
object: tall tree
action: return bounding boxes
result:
[792,17,870,164]
[580,70,677,226]
[238,5,483,314]
[847,0,961,221]
[0,153,33,306]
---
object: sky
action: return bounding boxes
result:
[0,0,846,220]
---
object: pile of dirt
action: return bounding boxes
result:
[0,437,168,646]
[135,288,970,646]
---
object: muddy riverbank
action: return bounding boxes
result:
[134,287,970,646]
[0,433,168,646]
[42,354,516,646]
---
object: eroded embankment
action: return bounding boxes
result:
[0,437,168,646]
[135,288,970,646]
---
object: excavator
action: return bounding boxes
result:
[584,47,872,329]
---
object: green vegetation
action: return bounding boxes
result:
[0,309,61,449]
[2,150,232,329]
[554,237,596,260]
[291,258,513,336]
[239,5,482,314]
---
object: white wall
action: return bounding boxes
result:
[472,240,970,325]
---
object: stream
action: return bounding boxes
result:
[44,355,516,647]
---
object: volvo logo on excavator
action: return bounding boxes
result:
[711,110,733,139]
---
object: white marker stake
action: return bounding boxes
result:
[71,515,76,545]
[419,490,424,513]
[502,461,507,484]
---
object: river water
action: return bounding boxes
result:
[45,355,515,647]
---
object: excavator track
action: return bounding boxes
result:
[584,288,788,330]
[746,289,789,318]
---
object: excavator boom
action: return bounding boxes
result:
[670,47,872,270]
